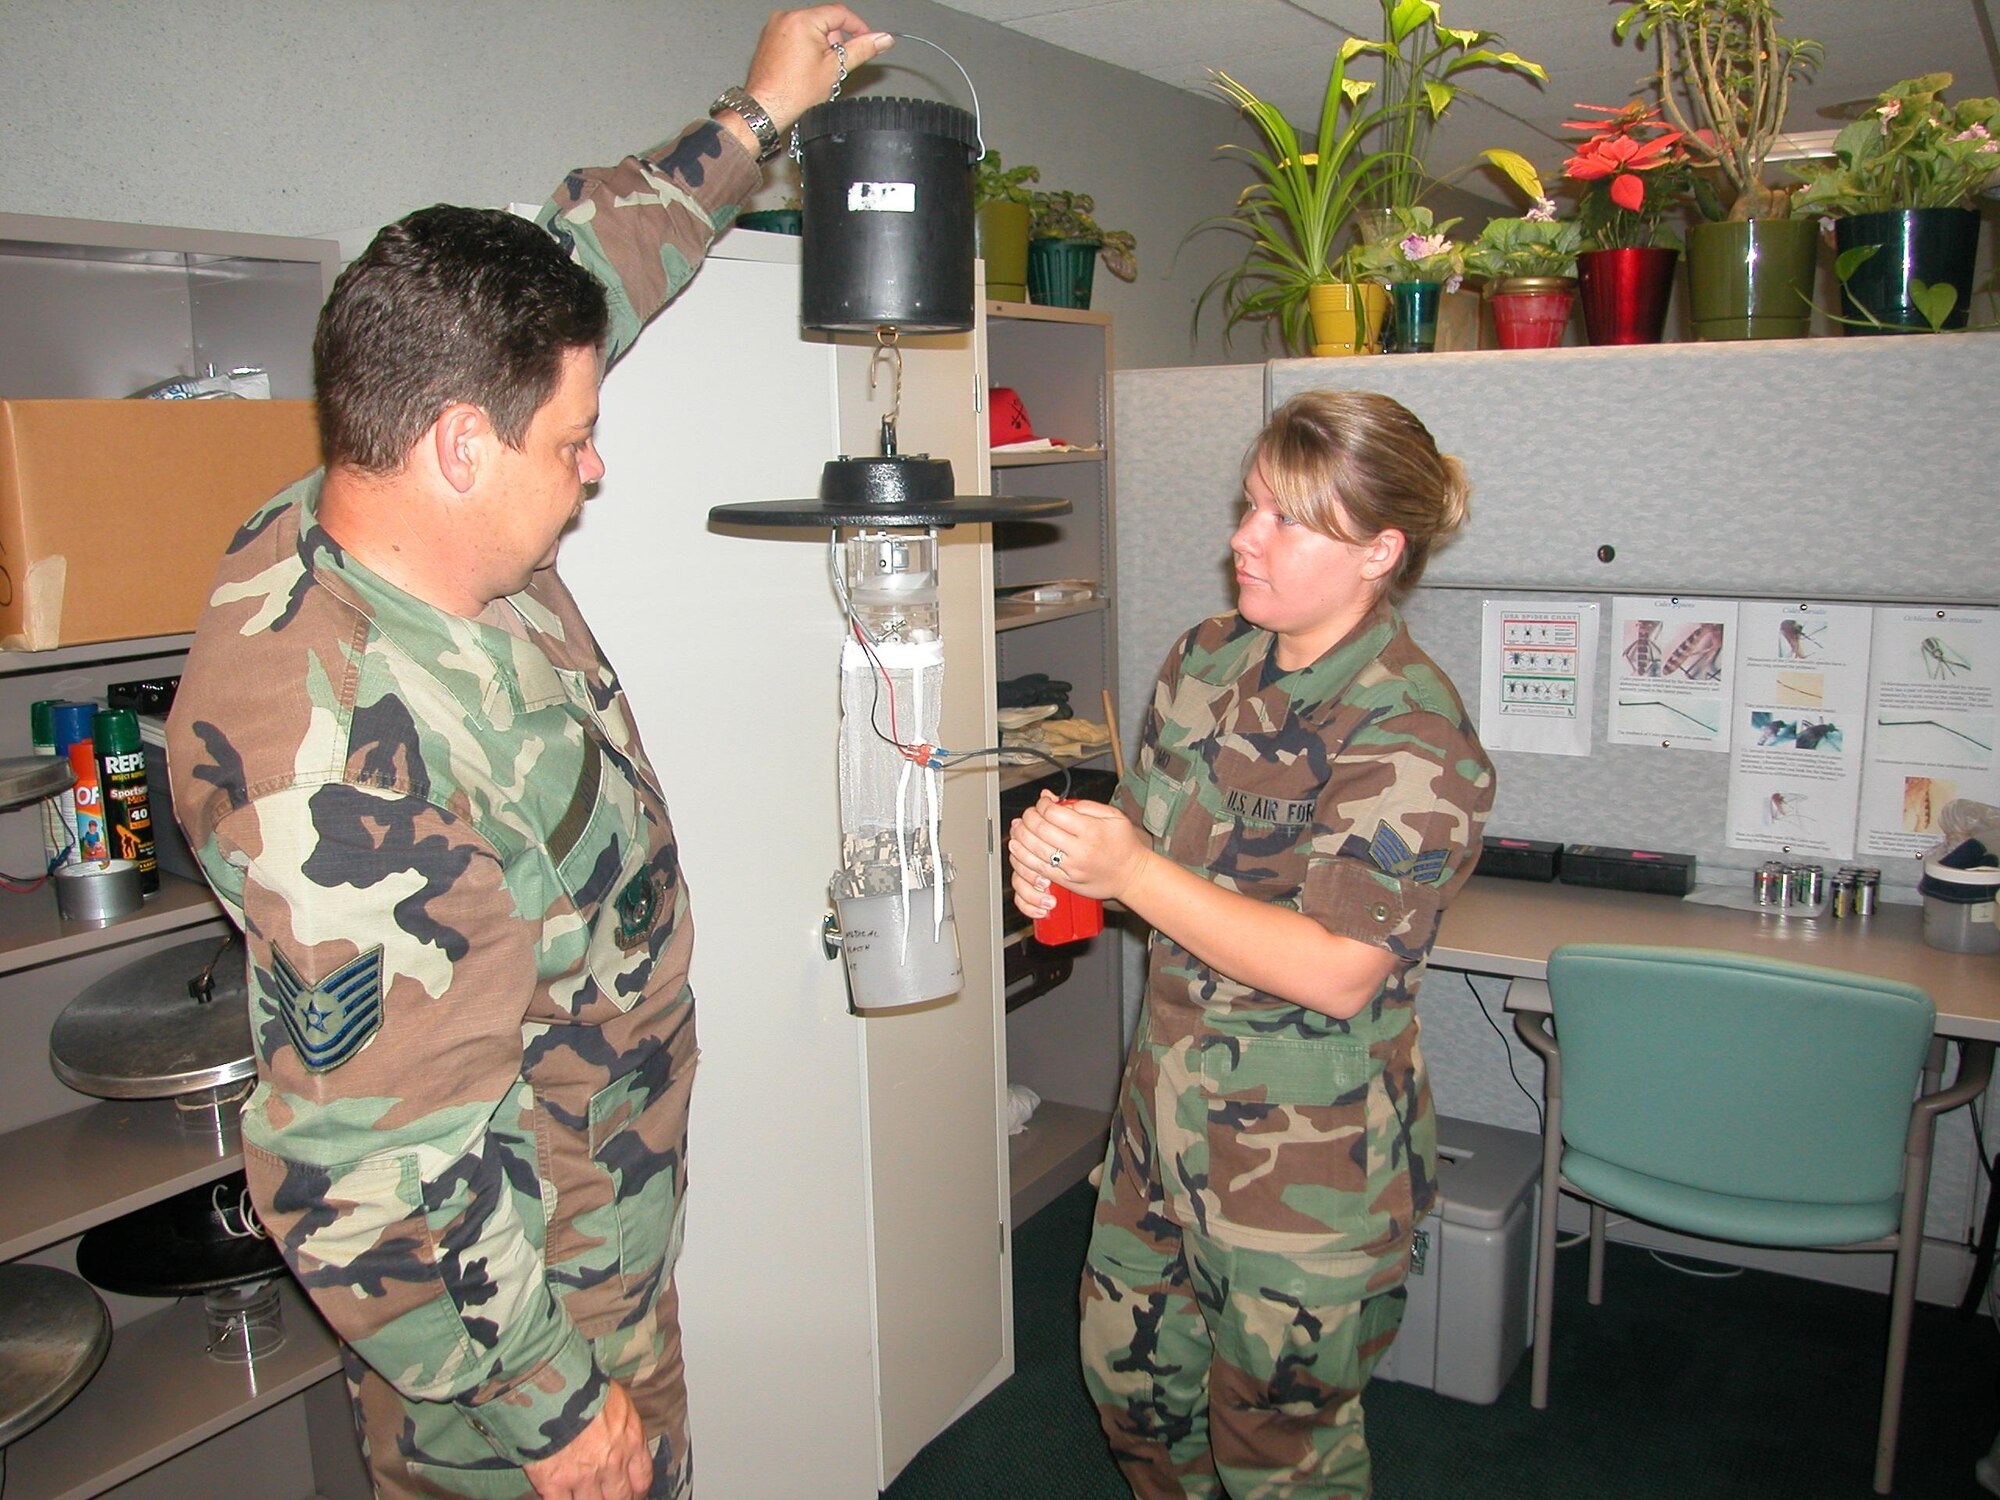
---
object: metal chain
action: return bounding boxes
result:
[788,38,849,163]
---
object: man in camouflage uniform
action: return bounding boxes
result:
[165,12,888,1499]
[1010,394,1493,1498]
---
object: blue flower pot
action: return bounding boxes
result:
[1386,282,1445,353]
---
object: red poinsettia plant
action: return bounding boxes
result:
[1563,101,1697,250]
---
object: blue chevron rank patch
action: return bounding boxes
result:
[271,945,384,1073]
[1367,821,1451,887]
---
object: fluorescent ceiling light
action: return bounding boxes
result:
[1765,128,1842,161]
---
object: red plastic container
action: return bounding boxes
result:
[1035,881,1104,945]
[1033,799,1105,944]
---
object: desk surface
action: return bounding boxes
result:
[1433,879,2000,1044]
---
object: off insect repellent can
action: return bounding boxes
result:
[94,708,157,893]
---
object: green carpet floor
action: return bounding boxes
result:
[883,1180,1998,1499]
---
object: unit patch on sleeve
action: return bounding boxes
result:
[1367,820,1451,886]
[271,944,385,1072]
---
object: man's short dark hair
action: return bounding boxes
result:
[313,206,610,474]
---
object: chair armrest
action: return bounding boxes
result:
[1907,1038,1994,1154]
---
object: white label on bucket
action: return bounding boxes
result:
[848,181,916,212]
[1973,902,1995,925]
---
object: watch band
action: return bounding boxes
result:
[711,86,783,163]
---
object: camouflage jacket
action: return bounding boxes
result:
[1115,602,1494,1230]
[166,120,756,1465]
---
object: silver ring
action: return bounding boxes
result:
[1048,851,1064,868]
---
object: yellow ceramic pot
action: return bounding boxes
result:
[1307,282,1389,356]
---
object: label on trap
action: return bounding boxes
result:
[848,181,916,212]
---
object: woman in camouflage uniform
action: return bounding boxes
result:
[1010,391,1494,1499]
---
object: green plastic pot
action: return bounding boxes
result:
[976,202,1031,303]
[1027,238,1099,309]
[736,209,802,236]
[1686,219,1818,341]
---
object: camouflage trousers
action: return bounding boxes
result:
[342,1279,690,1499]
[1080,1005,1423,1500]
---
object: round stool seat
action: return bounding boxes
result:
[50,935,253,1099]
[76,1172,284,1299]
[0,757,71,815]
[0,1264,111,1448]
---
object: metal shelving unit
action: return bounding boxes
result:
[0,215,365,1500]
[981,300,1124,1227]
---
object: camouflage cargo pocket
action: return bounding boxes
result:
[547,759,667,1018]
[1140,745,1201,862]
[586,1044,696,1300]
[1196,1034,1398,1256]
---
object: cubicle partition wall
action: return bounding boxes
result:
[1114,338,2000,1301]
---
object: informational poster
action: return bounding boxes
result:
[1478,600,1598,756]
[1607,596,1739,751]
[1725,602,1874,859]
[1857,606,1999,859]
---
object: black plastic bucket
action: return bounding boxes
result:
[797,96,978,333]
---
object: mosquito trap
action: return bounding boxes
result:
[712,40,1068,1013]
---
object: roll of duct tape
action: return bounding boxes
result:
[53,859,144,924]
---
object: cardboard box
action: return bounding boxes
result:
[0,400,320,651]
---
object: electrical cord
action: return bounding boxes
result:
[1466,974,1542,1133]
[829,536,1080,791]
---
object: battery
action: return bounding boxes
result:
[1791,864,1825,908]
[1854,868,1880,917]
[1753,863,1784,906]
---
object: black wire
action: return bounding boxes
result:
[1973,1101,1996,1187]
[846,612,1080,797]
[1466,974,1542,1132]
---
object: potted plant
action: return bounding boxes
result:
[1191,33,1544,357]
[1615,0,1823,340]
[1026,188,1137,310]
[1352,0,1550,221]
[1191,55,1398,355]
[1351,206,1466,352]
[1791,73,2000,333]
[737,194,803,236]
[1464,194,1583,348]
[1564,100,1694,343]
[974,152,1039,303]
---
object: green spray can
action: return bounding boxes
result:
[93,708,157,893]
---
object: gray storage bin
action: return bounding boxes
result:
[1376,1114,1540,1404]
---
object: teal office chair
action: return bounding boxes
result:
[1513,944,1993,1495]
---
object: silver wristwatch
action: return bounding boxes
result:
[711,86,783,162]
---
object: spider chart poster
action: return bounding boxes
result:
[1725,602,1874,861]
[1607,596,1738,751]
[1857,606,1999,861]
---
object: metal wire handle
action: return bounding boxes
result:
[787,31,987,163]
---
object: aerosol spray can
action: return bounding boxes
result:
[94,708,157,893]
[30,700,73,871]
[49,702,102,866]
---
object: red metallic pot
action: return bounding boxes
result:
[1488,277,1576,349]
[1578,247,1679,345]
